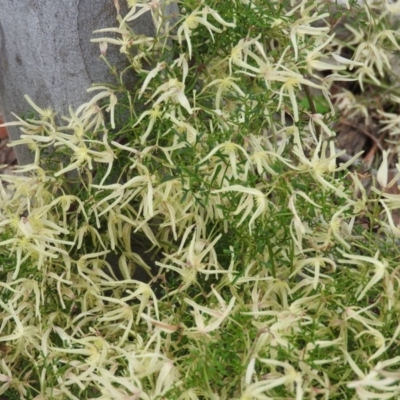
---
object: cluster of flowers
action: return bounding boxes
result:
[1,0,400,398]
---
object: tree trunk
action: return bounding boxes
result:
[0,0,178,165]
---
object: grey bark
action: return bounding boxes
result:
[0,0,178,164]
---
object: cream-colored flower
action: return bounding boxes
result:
[177,7,235,59]
[241,358,303,399]
[338,250,389,301]
[24,95,55,123]
[167,114,199,144]
[376,150,389,188]
[346,352,400,398]
[199,141,249,180]
[213,185,269,233]
[85,86,118,129]
[203,76,245,110]
[286,8,329,60]
[138,62,167,98]
[92,27,153,55]
[150,78,193,114]
[184,286,236,335]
